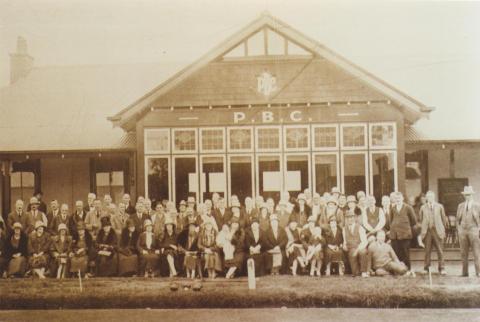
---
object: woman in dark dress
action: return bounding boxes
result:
[6,222,28,277]
[160,220,178,277]
[118,219,139,277]
[177,222,200,279]
[245,218,265,277]
[50,223,72,278]
[95,216,118,277]
[324,217,344,275]
[70,222,94,277]
[28,221,51,279]
[224,220,245,279]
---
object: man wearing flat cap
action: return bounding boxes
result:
[456,186,480,276]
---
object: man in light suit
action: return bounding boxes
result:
[456,186,480,277]
[419,191,448,275]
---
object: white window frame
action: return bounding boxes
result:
[283,153,312,193]
[144,155,171,202]
[144,128,171,154]
[312,124,339,151]
[369,122,397,150]
[227,154,255,204]
[200,127,226,153]
[283,124,310,151]
[255,153,283,197]
[255,125,282,152]
[172,128,198,154]
[341,151,369,195]
[199,154,227,203]
[172,155,199,205]
[227,126,254,152]
[369,150,398,196]
[312,152,340,195]
[340,123,367,150]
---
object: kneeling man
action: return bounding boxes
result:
[368,230,408,276]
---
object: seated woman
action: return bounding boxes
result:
[177,222,200,279]
[6,222,28,278]
[118,219,139,277]
[258,204,271,233]
[245,218,265,277]
[160,219,178,277]
[285,219,307,276]
[324,217,344,275]
[50,223,72,278]
[137,219,160,278]
[70,222,93,277]
[95,216,118,277]
[223,220,245,279]
[229,202,246,229]
[198,219,220,279]
[28,221,51,278]
[305,227,325,277]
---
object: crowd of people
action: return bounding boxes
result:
[0,185,478,280]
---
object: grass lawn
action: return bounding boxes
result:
[1,274,480,309]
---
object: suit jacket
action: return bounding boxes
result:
[419,202,448,239]
[457,201,480,229]
[46,209,60,228]
[243,208,259,226]
[49,214,71,235]
[85,210,106,237]
[388,204,416,240]
[7,211,29,232]
[25,211,48,234]
[130,213,151,232]
[213,208,232,229]
[245,228,264,251]
[263,226,288,250]
[68,211,87,236]
[50,235,72,255]
[119,228,139,255]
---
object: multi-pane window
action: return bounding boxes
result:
[145,129,169,153]
[201,128,224,151]
[341,124,366,149]
[370,123,396,149]
[285,127,309,150]
[173,129,196,152]
[229,128,252,151]
[96,171,124,203]
[257,127,280,150]
[314,126,337,149]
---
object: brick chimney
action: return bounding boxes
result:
[9,36,34,84]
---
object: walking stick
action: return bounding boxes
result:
[428,270,432,287]
[78,269,83,292]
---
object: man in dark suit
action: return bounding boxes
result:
[7,199,28,233]
[122,193,136,215]
[46,200,60,233]
[214,198,231,229]
[243,197,259,226]
[69,200,87,237]
[130,202,150,232]
[263,214,288,275]
[419,190,448,275]
[456,185,480,277]
[388,192,417,273]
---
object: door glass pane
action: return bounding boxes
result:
[343,153,366,195]
[230,156,253,203]
[314,155,337,195]
[372,153,396,203]
[147,158,170,205]
[285,155,309,196]
[201,156,225,202]
[174,157,197,205]
[258,155,281,202]
[285,127,309,149]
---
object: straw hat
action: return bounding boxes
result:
[462,186,475,195]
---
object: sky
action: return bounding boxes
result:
[1,0,479,139]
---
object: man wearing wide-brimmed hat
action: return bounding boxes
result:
[457,185,480,276]
[26,197,48,235]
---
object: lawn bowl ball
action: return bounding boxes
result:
[169,282,179,291]
[192,281,202,291]
[182,282,191,290]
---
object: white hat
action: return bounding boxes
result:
[57,223,68,232]
[462,186,475,195]
[143,219,153,227]
[35,221,46,230]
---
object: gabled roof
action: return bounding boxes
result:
[0,61,186,152]
[109,12,433,130]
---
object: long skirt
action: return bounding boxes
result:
[225,250,245,270]
[96,253,118,277]
[184,254,198,270]
[70,255,88,274]
[118,253,138,276]
[139,253,159,274]
[29,254,49,269]
[203,252,222,271]
[8,256,27,277]
[51,256,70,277]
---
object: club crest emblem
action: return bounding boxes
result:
[257,71,277,97]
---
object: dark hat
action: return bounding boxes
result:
[101,216,111,227]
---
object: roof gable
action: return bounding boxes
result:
[109,12,433,129]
